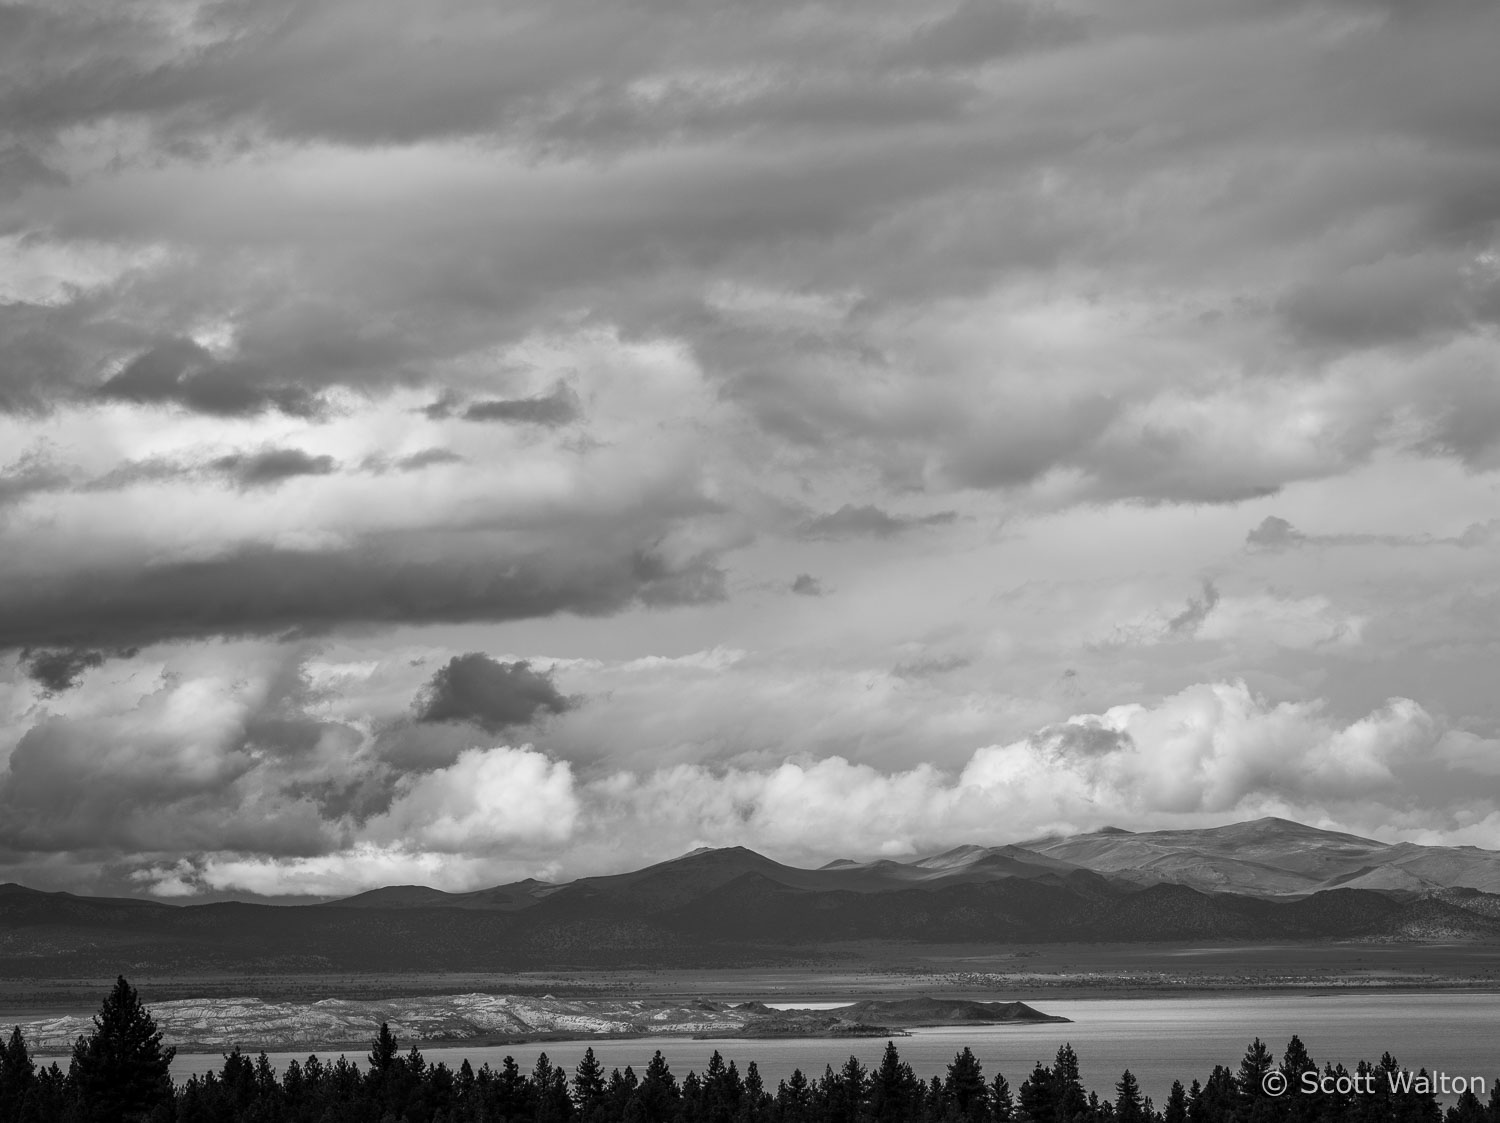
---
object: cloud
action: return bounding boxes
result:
[1166,579,1221,636]
[0,542,725,652]
[395,448,464,471]
[1246,516,1306,549]
[18,647,111,694]
[366,745,579,853]
[892,653,970,678]
[460,382,580,427]
[3,0,1500,897]
[1245,512,1497,552]
[0,451,67,507]
[796,504,956,540]
[92,338,326,418]
[209,447,338,489]
[8,649,1497,898]
[413,654,575,735]
[789,573,825,596]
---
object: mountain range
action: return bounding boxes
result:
[3,817,1499,976]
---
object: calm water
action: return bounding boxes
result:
[158,992,1500,1103]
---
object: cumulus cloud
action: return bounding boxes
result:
[15,645,1491,899]
[170,680,1483,898]
[413,654,575,734]
[366,745,579,853]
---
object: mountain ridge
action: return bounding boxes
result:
[4,817,1499,976]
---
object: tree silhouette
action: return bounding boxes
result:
[990,1072,1015,1122]
[1115,1068,1146,1123]
[1163,1079,1189,1123]
[574,1046,608,1118]
[946,1046,990,1122]
[67,976,175,1123]
[0,1026,37,1121]
[367,1022,399,1074]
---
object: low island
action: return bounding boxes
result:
[13,992,1068,1054]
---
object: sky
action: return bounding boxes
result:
[2,0,1499,900]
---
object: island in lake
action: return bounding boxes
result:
[12,993,1066,1054]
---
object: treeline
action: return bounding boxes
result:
[3,978,1500,1123]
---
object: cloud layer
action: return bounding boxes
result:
[1,0,1499,894]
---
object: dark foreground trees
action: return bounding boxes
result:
[0,976,174,1122]
[4,979,1500,1123]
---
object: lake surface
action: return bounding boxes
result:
[159,992,1500,1103]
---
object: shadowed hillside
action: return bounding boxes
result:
[3,818,1500,976]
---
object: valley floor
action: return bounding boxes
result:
[3,940,1499,1030]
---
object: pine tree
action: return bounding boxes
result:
[777,1068,812,1123]
[947,1046,991,1122]
[1279,1034,1318,1123]
[67,976,176,1123]
[990,1072,1015,1122]
[871,1041,919,1122]
[1236,1037,1278,1123]
[1115,1069,1146,1123]
[574,1046,608,1117]
[1053,1044,1088,1123]
[1019,1060,1056,1123]
[742,1061,769,1123]
[367,1022,399,1074]
[1450,1089,1488,1123]
[0,1026,37,1121]
[632,1050,679,1121]
[1163,1079,1189,1123]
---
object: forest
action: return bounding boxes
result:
[2,978,1498,1123]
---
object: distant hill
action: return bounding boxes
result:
[3,817,1499,977]
[1021,816,1500,896]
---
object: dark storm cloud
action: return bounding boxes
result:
[18,648,104,694]
[91,338,325,418]
[461,383,580,426]
[789,573,824,597]
[413,654,575,734]
[209,447,337,489]
[369,721,485,778]
[0,539,725,652]
[796,505,956,541]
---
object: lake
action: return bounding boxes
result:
[159,991,1500,1104]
